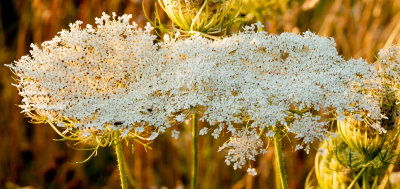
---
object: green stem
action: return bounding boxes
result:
[378,130,400,189]
[363,169,368,189]
[114,132,128,189]
[192,113,198,189]
[347,167,367,189]
[274,128,288,189]
[274,158,282,189]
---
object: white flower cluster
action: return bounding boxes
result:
[157,23,380,139]
[218,129,266,170]
[375,46,400,129]
[9,13,382,172]
[377,46,400,92]
[171,129,180,139]
[8,13,172,138]
[289,113,327,151]
[247,167,257,176]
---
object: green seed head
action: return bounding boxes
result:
[315,136,389,189]
[337,116,386,159]
[159,0,239,34]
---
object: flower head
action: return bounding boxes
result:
[7,13,168,144]
[8,13,383,165]
[218,129,266,170]
[376,46,400,128]
[158,24,381,145]
[247,167,257,176]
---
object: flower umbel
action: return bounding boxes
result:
[7,12,168,145]
[218,129,266,170]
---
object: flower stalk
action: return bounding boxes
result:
[362,169,368,189]
[192,113,198,189]
[274,127,288,189]
[114,131,128,189]
[347,167,367,189]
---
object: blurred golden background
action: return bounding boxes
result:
[1,0,400,188]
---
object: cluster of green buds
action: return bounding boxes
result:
[158,0,240,36]
[315,137,389,189]
[314,47,400,188]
